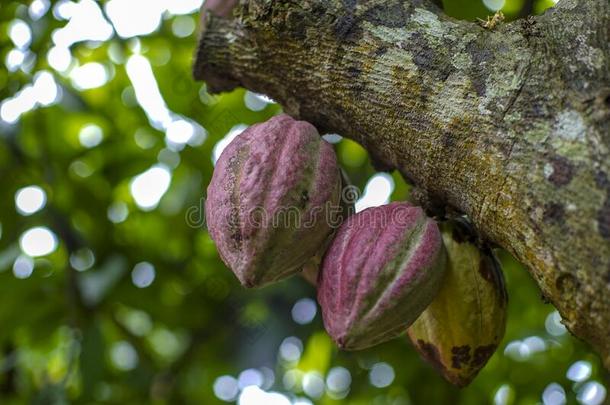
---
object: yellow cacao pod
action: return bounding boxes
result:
[407,220,508,387]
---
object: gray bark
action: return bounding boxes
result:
[193,0,610,367]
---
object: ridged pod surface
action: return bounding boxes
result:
[302,169,356,286]
[318,202,446,350]
[206,114,342,288]
[407,221,508,387]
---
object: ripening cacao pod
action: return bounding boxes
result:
[206,114,343,288]
[302,169,356,286]
[407,220,508,387]
[317,202,447,350]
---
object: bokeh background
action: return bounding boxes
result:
[0,0,608,404]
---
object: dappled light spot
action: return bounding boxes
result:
[110,341,138,371]
[19,227,58,257]
[126,55,172,130]
[106,0,203,39]
[51,0,113,48]
[238,369,264,390]
[259,367,275,390]
[302,371,325,399]
[19,52,37,74]
[494,384,513,405]
[322,134,343,144]
[0,71,61,124]
[504,336,547,361]
[369,362,395,388]
[29,0,50,20]
[355,173,395,213]
[172,15,196,38]
[131,262,156,288]
[157,148,181,169]
[149,328,187,360]
[166,119,207,150]
[239,386,291,405]
[279,336,302,363]
[134,128,158,150]
[166,119,195,145]
[118,308,153,337]
[70,62,110,90]
[504,341,527,360]
[326,366,351,395]
[577,382,606,405]
[47,46,73,73]
[15,185,47,216]
[244,91,272,112]
[69,248,95,271]
[121,86,137,107]
[106,0,163,38]
[213,375,239,402]
[545,310,568,336]
[5,49,26,72]
[282,369,303,391]
[107,42,126,65]
[199,84,219,105]
[107,202,129,223]
[79,124,104,148]
[130,164,171,211]
[291,298,317,325]
[13,255,34,279]
[127,38,142,53]
[53,0,75,20]
[524,336,547,353]
[33,71,62,106]
[149,46,172,67]
[69,160,93,178]
[542,383,566,405]
[567,360,592,382]
[483,0,505,12]
[8,19,32,50]
[164,0,203,15]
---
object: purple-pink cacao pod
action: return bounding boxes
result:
[206,114,343,288]
[317,202,446,350]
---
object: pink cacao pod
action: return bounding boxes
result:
[318,202,446,350]
[206,114,343,288]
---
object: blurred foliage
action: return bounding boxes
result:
[0,0,608,404]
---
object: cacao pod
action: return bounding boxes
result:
[302,169,356,286]
[317,202,446,350]
[407,220,508,387]
[206,114,343,288]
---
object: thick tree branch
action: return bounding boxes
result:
[194,0,610,366]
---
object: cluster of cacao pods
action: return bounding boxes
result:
[205,114,508,387]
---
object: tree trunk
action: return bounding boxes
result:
[193,0,610,367]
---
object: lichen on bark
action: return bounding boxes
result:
[194,0,610,367]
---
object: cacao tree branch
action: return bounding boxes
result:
[193,0,610,367]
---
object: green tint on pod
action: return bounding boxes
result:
[407,220,508,387]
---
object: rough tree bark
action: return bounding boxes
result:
[193,0,610,367]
